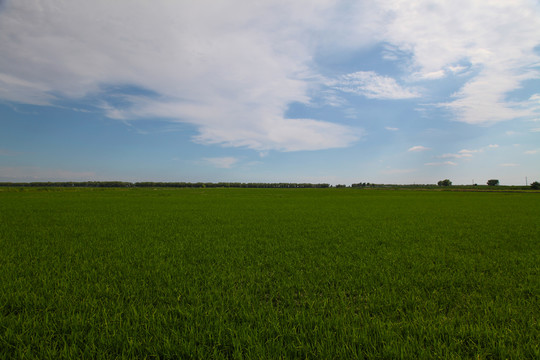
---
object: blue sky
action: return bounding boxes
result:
[1,0,539,185]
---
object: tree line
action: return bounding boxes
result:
[437,179,540,190]
[1,180,538,189]
[0,181,330,188]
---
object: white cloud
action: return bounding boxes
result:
[415,70,446,80]
[321,91,347,108]
[332,71,420,100]
[435,144,500,160]
[0,0,360,152]
[499,163,519,167]
[1,0,539,152]
[425,161,457,166]
[408,145,430,152]
[0,72,54,105]
[447,65,468,74]
[530,128,540,132]
[194,117,361,152]
[437,153,472,159]
[374,0,540,124]
[458,149,479,154]
[524,150,539,155]
[459,144,499,154]
[385,126,399,131]
[438,70,535,124]
[203,157,239,169]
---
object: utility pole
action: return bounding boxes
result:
[526,176,528,186]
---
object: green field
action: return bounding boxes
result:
[0,188,538,359]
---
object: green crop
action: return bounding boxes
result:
[0,188,538,359]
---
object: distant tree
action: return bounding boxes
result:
[531,181,540,190]
[437,179,452,186]
[487,179,499,186]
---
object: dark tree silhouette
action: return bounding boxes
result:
[437,179,452,186]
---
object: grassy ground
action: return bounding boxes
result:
[0,187,538,359]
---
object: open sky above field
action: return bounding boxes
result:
[1,0,539,185]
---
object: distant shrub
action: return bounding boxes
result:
[487,179,499,186]
[438,179,452,186]
[531,181,540,190]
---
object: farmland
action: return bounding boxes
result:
[0,187,538,359]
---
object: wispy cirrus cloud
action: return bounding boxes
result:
[203,157,239,169]
[425,161,457,166]
[433,144,499,161]
[408,145,430,152]
[331,71,420,100]
[459,149,479,154]
[436,153,472,159]
[457,144,498,155]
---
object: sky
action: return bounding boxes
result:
[1,0,539,185]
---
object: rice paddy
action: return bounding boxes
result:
[0,187,538,359]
